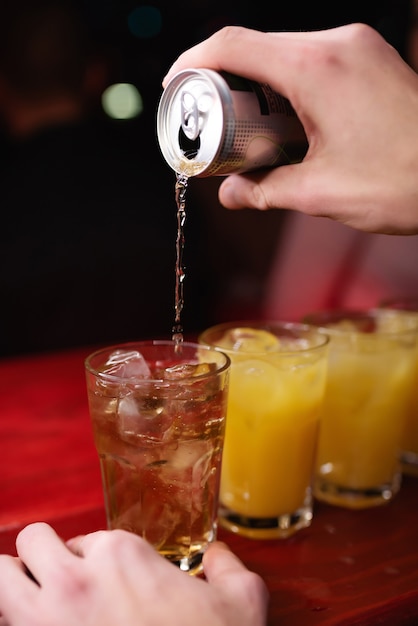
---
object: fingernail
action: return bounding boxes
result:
[219,179,234,207]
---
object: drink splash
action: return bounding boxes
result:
[172,173,188,346]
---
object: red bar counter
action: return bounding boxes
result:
[1,346,418,625]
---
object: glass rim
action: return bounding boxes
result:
[84,339,231,383]
[199,319,330,355]
[379,297,418,312]
[303,308,418,337]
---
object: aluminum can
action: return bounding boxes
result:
[156,68,307,177]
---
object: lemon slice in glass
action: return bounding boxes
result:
[218,327,281,353]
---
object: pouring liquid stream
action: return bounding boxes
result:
[172,173,188,347]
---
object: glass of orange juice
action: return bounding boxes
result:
[304,309,418,508]
[199,321,329,539]
[379,297,418,477]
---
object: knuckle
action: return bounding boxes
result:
[213,25,248,46]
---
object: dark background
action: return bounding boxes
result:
[0,0,412,357]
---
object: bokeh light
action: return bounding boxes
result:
[127,5,162,39]
[101,83,144,119]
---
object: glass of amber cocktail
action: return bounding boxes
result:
[305,309,418,508]
[85,340,230,575]
[199,321,329,539]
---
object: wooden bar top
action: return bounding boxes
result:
[1,346,418,625]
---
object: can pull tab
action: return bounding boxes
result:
[180,91,200,141]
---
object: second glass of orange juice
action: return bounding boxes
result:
[379,297,418,477]
[200,321,329,539]
[305,309,418,508]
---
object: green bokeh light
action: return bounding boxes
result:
[101,83,144,120]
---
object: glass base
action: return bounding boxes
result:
[218,504,313,539]
[401,451,418,477]
[313,474,401,509]
[168,551,205,576]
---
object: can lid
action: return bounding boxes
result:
[157,69,231,176]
